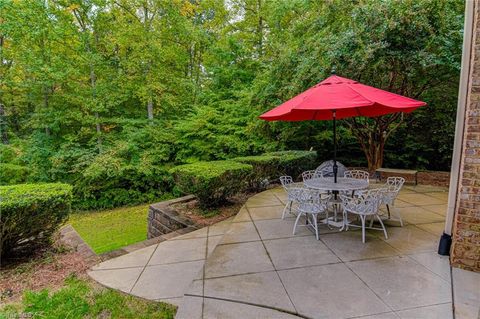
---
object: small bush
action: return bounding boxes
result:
[0,143,17,163]
[170,161,253,208]
[72,148,175,210]
[0,183,72,260]
[233,150,317,190]
[0,163,30,185]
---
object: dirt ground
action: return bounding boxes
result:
[0,237,97,303]
[171,192,253,227]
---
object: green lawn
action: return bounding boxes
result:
[0,276,176,319]
[69,204,150,254]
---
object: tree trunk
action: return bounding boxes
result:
[147,97,153,120]
[363,135,385,171]
[90,66,102,147]
[256,0,263,57]
[346,114,403,172]
[0,103,9,144]
[43,86,50,136]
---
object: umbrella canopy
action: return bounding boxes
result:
[259,75,426,121]
[259,74,426,183]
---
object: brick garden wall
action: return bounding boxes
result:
[450,1,480,272]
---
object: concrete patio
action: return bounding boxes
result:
[89,184,480,319]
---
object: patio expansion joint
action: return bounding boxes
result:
[200,224,210,318]
[341,258,396,313]
[316,234,397,314]
[204,269,281,281]
[345,310,400,319]
[244,206,300,316]
[128,242,160,294]
[183,293,312,319]
[404,254,452,285]
[272,193,287,205]
[147,258,206,268]
[391,301,453,316]
[246,203,285,209]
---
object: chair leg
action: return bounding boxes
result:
[282,202,288,219]
[313,214,319,240]
[344,209,349,231]
[386,204,391,219]
[394,205,404,227]
[376,214,388,239]
[293,212,303,235]
[325,208,331,230]
[369,215,374,228]
[360,215,366,243]
[282,201,291,219]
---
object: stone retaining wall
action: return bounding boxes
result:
[349,167,450,187]
[147,195,198,239]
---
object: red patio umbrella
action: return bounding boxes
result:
[259,74,426,182]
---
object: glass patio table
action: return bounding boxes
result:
[303,177,369,228]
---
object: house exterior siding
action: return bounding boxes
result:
[451,0,480,272]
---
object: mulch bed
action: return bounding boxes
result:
[170,192,254,227]
[0,235,98,303]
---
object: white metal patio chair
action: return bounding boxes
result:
[314,160,348,178]
[301,170,320,182]
[344,169,370,182]
[379,176,405,226]
[280,175,296,219]
[340,189,388,243]
[293,188,331,240]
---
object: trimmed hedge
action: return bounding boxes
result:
[233,150,317,190]
[0,163,30,185]
[0,183,73,260]
[74,166,174,210]
[170,161,253,208]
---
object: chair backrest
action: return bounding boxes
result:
[285,186,305,202]
[344,170,370,181]
[302,170,320,182]
[297,188,331,213]
[385,176,405,193]
[280,176,293,190]
[340,189,382,215]
[315,160,347,178]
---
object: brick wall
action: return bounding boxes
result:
[450,1,480,272]
[417,171,451,187]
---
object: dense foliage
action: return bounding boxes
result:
[0,0,464,209]
[171,161,253,207]
[0,183,72,260]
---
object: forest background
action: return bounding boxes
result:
[0,0,464,209]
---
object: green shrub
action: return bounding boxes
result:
[170,161,253,208]
[0,163,30,185]
[70,142,175,210]
[0,144,17,163]
[73,165,174,210]
[233,150,317,190]
[0,183,72,260]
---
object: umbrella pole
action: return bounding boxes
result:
[333,110,338,183]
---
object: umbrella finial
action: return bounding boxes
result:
[331,67,336,75]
